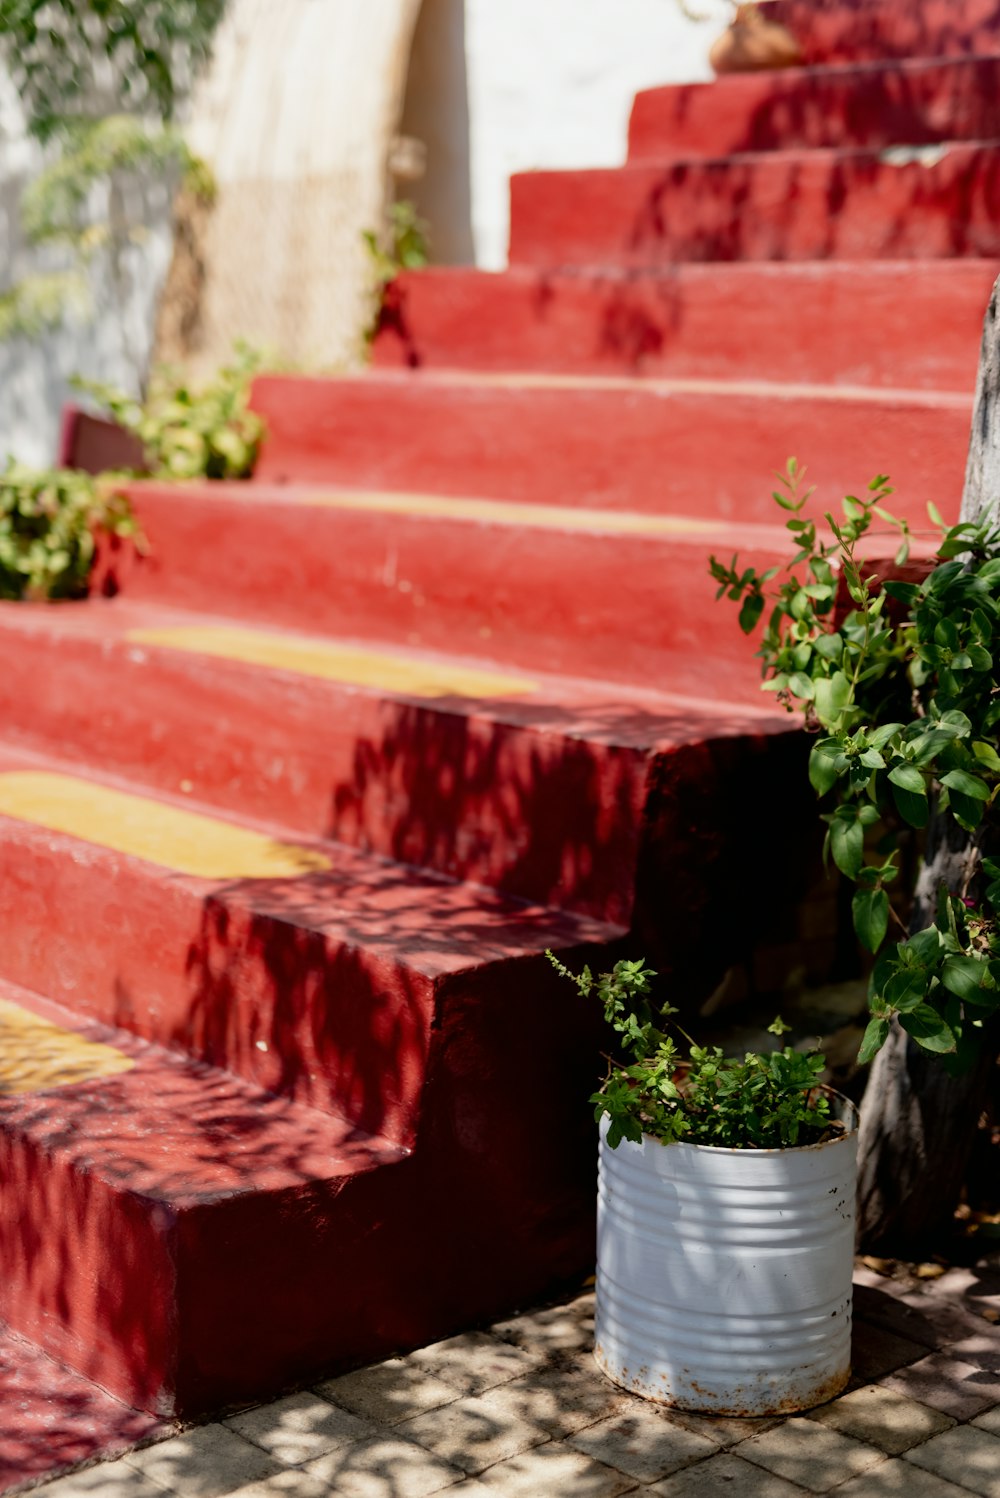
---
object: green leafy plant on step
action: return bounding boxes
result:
[76,344,266,481]
[362,199,429,345]
[709,461,1000,1069]
[547,951,833,1150]
[0,462,137,601]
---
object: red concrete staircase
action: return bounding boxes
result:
[1,0,996,1452]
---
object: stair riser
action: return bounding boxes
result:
[172,952,607,1415]
[509,145,1000,267]
[372,263,992,389]
[629,58,1000,161]
[116,488,790,697]
[0,623,649,922]
[0,953,608,1416]
[765,0,1000,65]
[0,819,433,1146]
[246,377,969,524]
[0,1124,178,1412]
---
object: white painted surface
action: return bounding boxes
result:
[595,1100,858,1414]
[0,0,722,458]
[179,0,421,372]
[464,0,725,268]
[0,69,175,466]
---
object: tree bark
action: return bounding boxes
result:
[855,275,1000,1251]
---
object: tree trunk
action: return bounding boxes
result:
[855,275,1000,1251]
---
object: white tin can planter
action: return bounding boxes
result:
[594,1095,859,1416]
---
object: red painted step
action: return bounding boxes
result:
[107,483,804,692]
[372,261,993,389]
[242,373,970,527]
[628,56,1000,162]
[0,745,615,1144]
[0,1319,167,1490]
[0,979,407,1414]
[509,142,1000,267]
[764,0,1000,67]
[0,598,789,924]
[0,971,612,1419]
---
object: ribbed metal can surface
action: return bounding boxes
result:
[594,1098,859,1415]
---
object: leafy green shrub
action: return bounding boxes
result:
[362,199,429,345]
[20,115,214,254]
[0,462,137,600]
[547,951,832,1150]
[363,199,430,290]
[77,345,265,480]
[710,462,1000,1069]
[0,0,226,143]
[0,272,89,340]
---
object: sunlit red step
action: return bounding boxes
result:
[373,262,993,389]
[0,751,616,1137]
[628,56,1000,161]
[0,598,790,924]
[108,482,804,693]
[509,142,1000,268]
[763,0,1000,66]
[241,373,971,528]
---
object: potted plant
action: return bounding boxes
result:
[709,461,1000,1250]
[548,950,857,1415]
[545,464,1000,1416]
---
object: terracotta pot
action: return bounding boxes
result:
[710,4,802,74]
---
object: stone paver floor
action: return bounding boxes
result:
[29,1254,1000,1498]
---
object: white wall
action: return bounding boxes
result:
[0,70,174,467]
[463,0,726,269]
[0,0,724,461]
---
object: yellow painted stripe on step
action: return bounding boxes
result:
[0,772,331,880]
[291,490,729,538]
[128,626,539,700]
[0,997,134,1095]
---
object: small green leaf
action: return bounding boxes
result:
[788,671,815,699]
[940,769,991,801]
[858,1016,890,1064]
[853,887,890,953]
[830,813,864,879]
[941,955,995,1005]
[899,1006,956,1054]
[738,592,765,634]
[809,740,842,796]
[892,784,930,829]
[972,740,1000,773]
[888,763,926,795]
[814,671,852,729]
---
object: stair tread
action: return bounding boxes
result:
[509,138,1000,267]
[521,135,1000,174]
[636,50,1000,92]
[127,471,804,536]
[0,740,620,969]
[372,261,994,389]
[0,1317,168,1488]
[0,594,786,739]
[241,365,976,407]
[763,0,1000,65]
[629,54,1000,161]
[0,977,405,1204]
